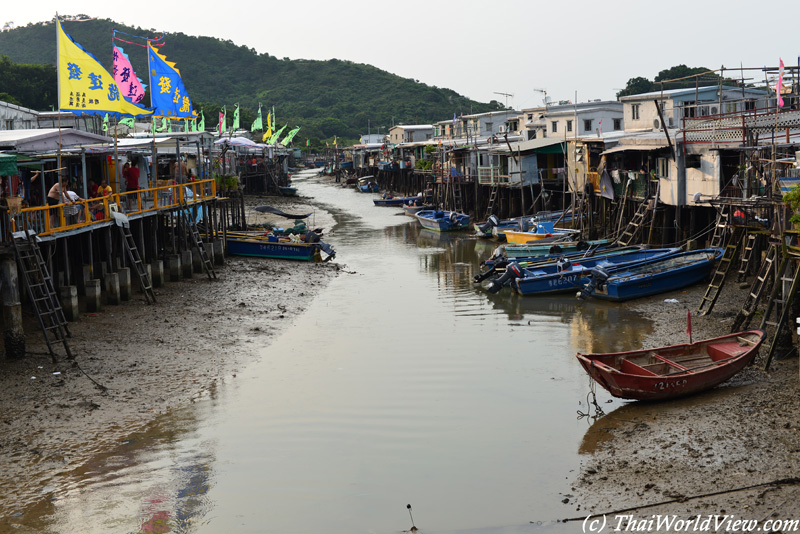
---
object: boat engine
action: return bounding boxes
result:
[556,257,572,272]
[577,267,609,300]
[476,214,500,235]
[486,262,523,294]
[520,218,531,232]
[448,212,458,225]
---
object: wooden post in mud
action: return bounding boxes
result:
[0,254,25,358]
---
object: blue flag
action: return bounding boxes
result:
[147,43,196,119]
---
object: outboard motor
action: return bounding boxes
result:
[476,214,500,235]
[448,212,458,225]
[556,257,572,272]
[520,218,531,232]
[548,245,563,254]
[486,262,523,294]
[578,267,609,300]
[319,242,336,261]
[576,240,589,251]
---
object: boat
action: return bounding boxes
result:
[494,248,681,295]
[578,248,723,301]
[373,194,424,207]
[278,186,298,196]
[503,221,581,244]
[226,231,335,262]
[575,330,766,401]
[403,203,435,216]
[357,176,379,193]
[415,210,470,232]
[504,238,613,259]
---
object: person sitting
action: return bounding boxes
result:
[88,179,100,198]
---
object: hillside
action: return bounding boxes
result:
[0,17,498,143]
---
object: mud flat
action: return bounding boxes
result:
[570,282,800,529]
[0,195,341,525]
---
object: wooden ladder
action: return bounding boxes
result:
[737,232,759,282]
[113,212,156,304]
[615,198,650,246]
[697,228,742,316]
[484,184,498,220]
[708,205,730,249]
[731,241,779,332]
[759,253,800,370]
[180,202,217,280]
[12,230,72,361]
[451,181,464,214]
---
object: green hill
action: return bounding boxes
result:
[0,17,498,143]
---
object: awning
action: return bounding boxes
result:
[601,144,668,156]
[0,153,18,175]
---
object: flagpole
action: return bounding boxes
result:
[147,43,157,186]
[56,15,63,204]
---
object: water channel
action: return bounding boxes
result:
[39,169,657,533]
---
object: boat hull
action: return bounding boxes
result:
[576,330,766,400]
[587,249,722,301]
[415,210,470,232]
[511,248,680,296]
[504,228,579,244]
[226,236,321,261]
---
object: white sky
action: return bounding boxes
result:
[4,0,799,109]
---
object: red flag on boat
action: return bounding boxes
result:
[686,309,693,343]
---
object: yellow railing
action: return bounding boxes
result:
[12,178,217,237]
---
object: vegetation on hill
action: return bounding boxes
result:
[0,17,499,145]
[616,65,743,98]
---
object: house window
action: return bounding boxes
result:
[744,100,756,111]
[726,103,737,113]
[485,122,493,133]
[566,120,572,132]
[551,121,558,133]
[631,104,640,120]
[656,157,669,178]
[584,119,592,132]
[527,114,533,121]
[613,118,622,130]
[686,154,701,168]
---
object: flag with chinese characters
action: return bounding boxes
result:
[218,107,226,135]
[281,126,300,146]
[102,113,109,132]
[112,45,146,104]
[251,104,263,132]
[232,104,240,130]
[120,117,134,129]
[778,58,785,108]
[147,43,196,119]
[57,20,152,118]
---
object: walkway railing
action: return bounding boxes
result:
[12,178,216,238]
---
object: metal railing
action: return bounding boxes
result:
[11,178,216,238]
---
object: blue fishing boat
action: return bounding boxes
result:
[504,248,681,296]
[504,238,613,259]
[226,232,335,262]
[373,194,423,207]
[578,248,723,301]
[415,210,470,232]
[473,215,524,238]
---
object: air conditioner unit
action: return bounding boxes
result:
[653,118,661,129]
[710,106,718,115]
[499,125,506,133]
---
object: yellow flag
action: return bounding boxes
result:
[57,20,152,117]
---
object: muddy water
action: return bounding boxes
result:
[38,170,655,534]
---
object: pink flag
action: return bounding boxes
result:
[218,112,224,135]
[112,45,146,104]
[778,58,785,108]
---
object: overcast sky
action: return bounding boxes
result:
[4,0,798,109]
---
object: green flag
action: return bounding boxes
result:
[198,112,205,131]
[232,104,240,130]
[102,113,109,132]
[165,118,172,133]
[268,124,287,145]
[120,117,135,129]
[281,126,301,145]
[251,104,263,132]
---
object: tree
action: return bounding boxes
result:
[617,77,653,98]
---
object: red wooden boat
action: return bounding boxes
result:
[575,330,766,401]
